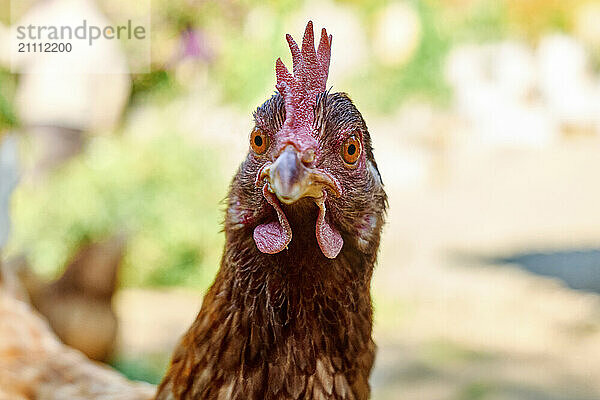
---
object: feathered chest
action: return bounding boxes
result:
[156,243,376,400]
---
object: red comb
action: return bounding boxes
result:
[275,21,332,151]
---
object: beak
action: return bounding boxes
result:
[259,146,341,204]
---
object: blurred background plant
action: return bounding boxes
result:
[8,133,226,288]
[2,0,600,398]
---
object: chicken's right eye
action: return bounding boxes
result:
[250,128,269,155]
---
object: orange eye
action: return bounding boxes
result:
[250,128,269,155]
[341,135,361,165]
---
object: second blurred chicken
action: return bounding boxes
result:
[9,235,126,362]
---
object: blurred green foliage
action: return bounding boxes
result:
[130,71,182,104]
[422,340,494,365]
[456,382,496,400]
[123,0,586,115]
[111,353,169,385]
[350,0,453,113]
[3,0,583,119]
[8,133,229,288]
[0,69,17,132]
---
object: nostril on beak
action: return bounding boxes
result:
[301,149,316,166]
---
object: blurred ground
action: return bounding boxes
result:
[373,136,600,399]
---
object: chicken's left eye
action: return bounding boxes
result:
[341,135,361,165]
[250,128,269,155]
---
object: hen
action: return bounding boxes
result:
[0,274,155,400]
[10,235,126,362]
[0,21,386,400]
[156,22,386,400]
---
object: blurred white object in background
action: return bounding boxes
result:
[373,2,422,67]
[0,23,9,67]
[291,0,367,83]
[12,0,131,174]
[574,2,600,48]
[537,34,600,136]
[14,0,130,131]
[446,41,558,149]
[0,135,19,251]
[367,100,463,189]
[244,6,278,42]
